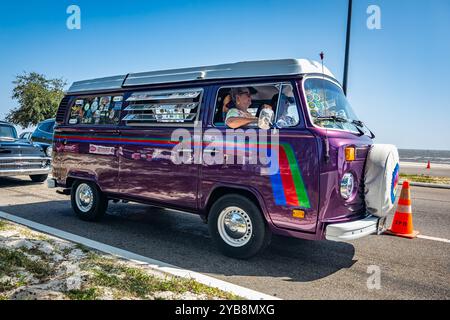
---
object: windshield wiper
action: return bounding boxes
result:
[351,120,375,139]
[315,116,365,136]
[314,116,376,138]
[315,115,348,123]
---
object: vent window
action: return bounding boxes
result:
[56,96,70,124]
[122,88,202,125]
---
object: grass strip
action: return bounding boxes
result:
[400,174,450,184]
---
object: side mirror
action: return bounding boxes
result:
[258,108,274,130]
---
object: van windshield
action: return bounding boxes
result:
[304,78,360,132]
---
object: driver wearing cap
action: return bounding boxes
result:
[225,87,271,129]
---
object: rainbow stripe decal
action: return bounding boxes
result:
[391,163,400,204]
[270,143,311,208]
[54,133,310,209]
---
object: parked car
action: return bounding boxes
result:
[31,118,55,153]
[0,121,51,182]
[19,131,32,140]
[48,58,400,259]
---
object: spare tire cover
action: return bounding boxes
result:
[364,144,400,217]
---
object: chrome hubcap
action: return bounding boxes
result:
[76,183,94,213]
[217,206,252,247]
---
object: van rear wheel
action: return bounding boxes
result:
[71,180,108,221]
[208,194,271,259]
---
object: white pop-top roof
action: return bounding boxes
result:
[67,58,336,94]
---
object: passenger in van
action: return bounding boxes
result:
[271,93,299,127]
[225,87,272,129]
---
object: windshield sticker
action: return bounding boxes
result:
[69,96,120,125]
[304,78,361,133]
[91,99,98,112]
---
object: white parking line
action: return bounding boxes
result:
[417,235,450,244]
[0,211,279,300]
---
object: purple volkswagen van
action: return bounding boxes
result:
[48,59,400,259]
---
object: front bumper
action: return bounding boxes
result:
[0,156,51,177]
[0,167,51,177]
[325,215,386,241]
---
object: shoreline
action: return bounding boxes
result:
[400,161,450,169]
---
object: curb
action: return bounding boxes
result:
[399,180,450,190]
[0,211,280,300]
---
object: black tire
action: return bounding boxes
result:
[30,174,48,183]
[71,180,108,222]
[208,194,271,259]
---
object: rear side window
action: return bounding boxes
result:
[122,88,202,126]
[68,95,123,125]
[39,121,55,133]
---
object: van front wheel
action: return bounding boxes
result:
[208,194,271,259]
[71,181,108,221]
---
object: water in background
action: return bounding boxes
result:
[399,149,450,165]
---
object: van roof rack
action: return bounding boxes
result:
[67,58,335,94]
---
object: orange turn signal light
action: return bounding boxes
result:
[345,147,356,161]
[292,210,305,219]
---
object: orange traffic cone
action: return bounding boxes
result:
[385,181,419,239]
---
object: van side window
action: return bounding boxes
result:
[68,96,122,125]
[213,84,281,127]
[274,84,300,128]
[122,88,202,125]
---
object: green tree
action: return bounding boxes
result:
[6,72,66,128]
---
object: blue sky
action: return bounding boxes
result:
[0,0,449,150]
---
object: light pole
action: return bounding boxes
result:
[343,0,353,95]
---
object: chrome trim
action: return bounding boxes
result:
[126,88,202,102]
[217,206,253,248]
[124,102,199,111]
[0,157,51,161]
[325,215,379,241]
[0,167,51,177]
[0,162,48,167]
[75,183,94,213]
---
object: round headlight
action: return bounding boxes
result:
[45,146,53,157]
[340,173,355,200]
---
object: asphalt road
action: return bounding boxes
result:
[0,176,449,300]
[400,162,450,178]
